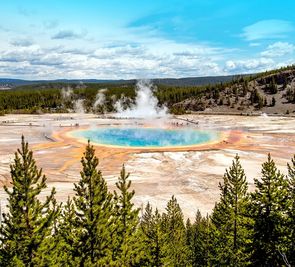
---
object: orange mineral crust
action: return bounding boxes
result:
[0,113,294,218]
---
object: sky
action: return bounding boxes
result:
[0,0,294,80]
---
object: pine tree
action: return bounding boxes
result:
[250,88,260,104]
[0,136,58,267]
[258,96,264,109]
[140,203,163,266]
[269,77,278,94]
[250,154,289,266]
[31,198,62,266]
[211,154,251,266]
[111,165,140,266]
[44,198,77,266]
[161,196,189,266]
[70,141,114,266]
[287,155,295,266]
[186,210,211,266]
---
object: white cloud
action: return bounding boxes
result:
[261,42,295,57]
[0,28,293,80]
[241,20,294,41]
[224,58,276,73]
[0,41,227,79]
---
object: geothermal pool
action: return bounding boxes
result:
[1,114,295,218]
[71,127,220,148]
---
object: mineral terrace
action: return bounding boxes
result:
[0,113,294,218]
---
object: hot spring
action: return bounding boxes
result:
[71,127,221,148]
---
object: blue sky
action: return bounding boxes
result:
[0,0,294,79]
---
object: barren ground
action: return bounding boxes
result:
[0,113,294,218]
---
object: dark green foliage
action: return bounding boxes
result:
[186,211,211,266]
[0,88,63,113]
[250,88,261,105]
[211,155,252,266]
[47,198,77,266]
[140,203,163,266]
[70,141,114,266]
[267,77,278,94]
[0,83,137,114]
[257,96,264,109]
[161,196,189,266]
[1,64,295,114]
[1,137,295,266]
[285,86,295,103]
[287,156,295,265]
[111,165,141,266]
[0,136,58,267]
[250,154,290,266]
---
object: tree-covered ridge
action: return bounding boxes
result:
[0,138,294,266]
[0,65,295,115]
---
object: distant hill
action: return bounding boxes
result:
[0,78,134,89]
[1,65,295,116]
[0,74,246,89]
[153,75,248,86]
[172,65,295,115]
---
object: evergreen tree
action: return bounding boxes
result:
[111,165,141,266]
[186,210,211,266]
[31,198,62,266]
[250,154,289,266]
[250,88,260,104]
[0,136,58,267]
[140,203,163,266]
[46,198,77,266]
[161,196,189,266]
[269,78,278,94]
[287,155,295,266]
[258,96,264,109]
[211,155,251,266]
[70,141,114,266]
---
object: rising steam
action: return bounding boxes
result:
[93,89,107,112]
[61,86,73,100]
[115,80,168,118]
[61,86,85,113]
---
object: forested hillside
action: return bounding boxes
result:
[0,65,294,115]
[0,138,294,266]
[0,74,242,89]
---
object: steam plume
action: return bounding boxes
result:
[115,80,168,118]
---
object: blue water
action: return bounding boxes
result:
[73,127,219,148]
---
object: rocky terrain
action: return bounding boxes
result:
[173,66,295,115]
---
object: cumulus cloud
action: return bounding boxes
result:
[261,42,295,57]
[0,36,292,80]
[241,20,294,41]
[224,58,275,73]
[0,41,227,79]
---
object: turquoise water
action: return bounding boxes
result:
[73,127,219,148]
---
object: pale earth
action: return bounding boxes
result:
[0,113,294,219]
